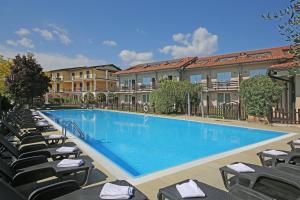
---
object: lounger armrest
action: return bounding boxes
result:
[12,167,56,186]
[19,143,48,154]
[229,185,273,200]
[19,149,51,159]
[20,131,41,138]
[28,180,80,200]
[11,155,48,170]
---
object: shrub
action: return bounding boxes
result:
[83,92,95,104]
[150,80,202,114]
[96,93,106,103]
[240,76,282,117]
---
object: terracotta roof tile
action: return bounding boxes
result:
[187,45,293,69]
[114,57,197,75]
[270,61,300,69]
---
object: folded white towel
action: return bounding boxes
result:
[176,180,205,198]
[56,146,78,153]
[36,121,49,126]
[100,183,133,199]
[293,139,300,145]
[263,150,287,156]
[57,159,84,168]
[48,134,64,139]
[227,163,255,173]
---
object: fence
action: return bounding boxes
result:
[270,109,300,124]
[190,103,246,120]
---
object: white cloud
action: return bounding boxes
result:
[159,27,218,58]
[102,40,117,47]
[0,45,106,70]
[48,24,71,45]
[15,28,31,36]
[119,49,153,65]
[6,40,18,46]
[33,28,54,40]
[6,38,34,48]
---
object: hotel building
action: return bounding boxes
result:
[115,46,300,112]
[47,64,120,101]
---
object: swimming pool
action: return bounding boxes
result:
[43,109,285,177]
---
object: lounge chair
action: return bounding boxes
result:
[0,135,81,160]
[54,180,148,200]
[288,139,300,151]
[0,173,80,200]
[219,162,300,199]
[0,155,95,187]
[157,179,274,200]
[257,149,300,167]
[1,118,66,145]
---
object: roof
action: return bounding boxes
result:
[114,57,197,75]
[47,64,121,72]
[270,61,300,70]
[187,45,293,69]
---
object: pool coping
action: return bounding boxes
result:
[38,109,298,185]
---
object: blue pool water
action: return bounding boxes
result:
[43,109,285,177]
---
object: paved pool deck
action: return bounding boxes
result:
[44,114,300,200]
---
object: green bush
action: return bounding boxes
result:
[150,80,202,114]
[96,93,106,103]
[240,76,282,117]
[83,92,95,104]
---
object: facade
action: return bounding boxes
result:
[47,64,121,101]
[115,46,294,109]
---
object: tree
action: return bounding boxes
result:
[6,53,50,106]
[83,92,95,104]
[96,93,106,103]
[150,80,202,114]
[240,76,283,117]
[0,55,12,97]
[263,0,300,61]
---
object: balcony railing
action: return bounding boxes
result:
[208,80,239,91]
[137,84,156,91]
[51,77,63,81]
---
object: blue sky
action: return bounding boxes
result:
[0,0,289,70]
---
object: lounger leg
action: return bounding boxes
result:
[82,167,93,186]
[157,192,165,200]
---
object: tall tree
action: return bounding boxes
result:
[6,53,50,106]
[263,0,300,60]
[0,55,12,96]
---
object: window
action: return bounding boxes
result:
[217,93,231,105]
[249,68,267,77]
[168,75,173,80]
[86,71,90,78]
[80,72,83,78]
[217,72,231,82]
[124,95,131,103]
[190,74,202,84]
[142,77,152,85]
[79,83,82,91]
[86,82,90,91]
[73,83,76,91]
[56,84,60,92]
[142,94,149,103]
[71,73,75,77]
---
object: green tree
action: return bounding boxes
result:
[263,0,300,63]
[6,53,50,106]
[0,56,12,96]
[150,80,202,114]
[240,76,283,117]
[83,92,95,104]
[96,93,106,103]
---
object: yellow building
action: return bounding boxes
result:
[47,64,120,101]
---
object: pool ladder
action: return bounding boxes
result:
[62,120,85,139]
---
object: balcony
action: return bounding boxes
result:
[83,74,93,79]
[51,77,63,81]
[204,80,239,91]
[137,84,156,91]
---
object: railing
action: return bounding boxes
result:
[51,77,63,81]
[137,84,156,91]
[61,120,85,139]
[207,81,239,91]
[270,109,300,124]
